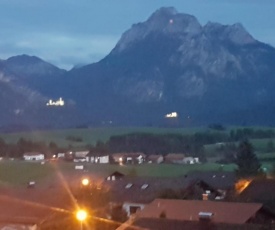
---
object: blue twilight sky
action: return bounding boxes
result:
[0,0,274,70]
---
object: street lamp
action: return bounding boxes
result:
[81,178,89,186]
[76,209,87,230]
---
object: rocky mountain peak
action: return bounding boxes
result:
[225,23,256,45]
[114,7,202,53]
[204,21,256,45]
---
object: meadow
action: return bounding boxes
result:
[0,159,238,187]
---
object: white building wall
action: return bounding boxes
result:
[122,202,145,216]
[23,154,44,161]
[99,155,109,163]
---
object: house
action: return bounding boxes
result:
[106,171,125,181]
[112,153,146,164]
[86,152,109,163]
[182,157,199,164]
[73,157,87,162]
[66,150,89,162]
[124,218,203,230]
[57,152,65,158]
[135,199,275,225]
[147,155,164,164]
[164,153,185,163]
[74,150,89,158]
[23,152,44,161]
[103,171,238,218]
[124,218,272,230]
[239,178,275,202]
[239,178,275,213]
[182,171,236,200]
[103,176,187,216]
[103,172,237,217]
[64,151,74,161]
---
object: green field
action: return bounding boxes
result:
[0,159,273,187]
[0,160,55,187]
[0,160,238,186]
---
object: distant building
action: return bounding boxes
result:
[86,153,109,164]
[23,152,44,161]
[57,153,65,158]
[74,150,89,158]
[164,154,199,164]
[165,153,185,163]
[165,112,178,118]
[73,158,87,163]
[69,150,89,162]
[147,155,164,164]
[46,97,65,106]
[105,171,125,181]
[112,153,146,164]
[183,157,199,164]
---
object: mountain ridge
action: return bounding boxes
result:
[1,7,275,128]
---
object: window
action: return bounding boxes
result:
[141,184,148,189]
[125,183,133,189]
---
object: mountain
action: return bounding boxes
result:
[1,7,275,128]
[0,55,79,129]
[64,7,275,126]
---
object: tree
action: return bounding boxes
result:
[235,140,263,178]
[0,138,7,157]
[266,139,274,152]
[269,163,275,178]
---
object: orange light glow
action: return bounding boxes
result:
[235,179,252,194]
[76,209,87,221]
[81,178,89,186]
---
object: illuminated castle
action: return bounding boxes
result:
[165,112,178,118]
[46,97,65,106]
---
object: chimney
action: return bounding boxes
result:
[202,190,211,200]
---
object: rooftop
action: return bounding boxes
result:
[136,199,263,224]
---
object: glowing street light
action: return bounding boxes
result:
[76,209,87,221]
[76,209,87,230]
[81,178,89,186]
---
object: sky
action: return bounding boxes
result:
[0,0,275,70]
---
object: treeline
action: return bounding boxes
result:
[188,127,275,145]
[229,128,275,141]
[108,133,204,156]
[0,137,65,158]
[107,127,275,154]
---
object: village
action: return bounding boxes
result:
[22,150,200,165]
[0,147,271,229]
